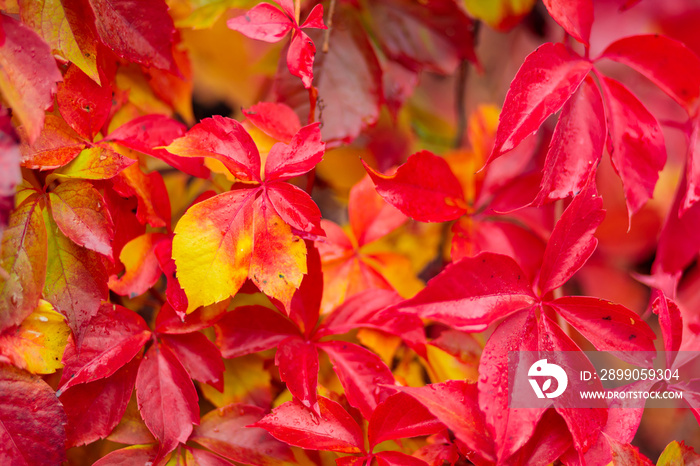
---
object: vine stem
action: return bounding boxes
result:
[322,0,337,53]
[294,0,301,24]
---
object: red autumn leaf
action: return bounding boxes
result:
[57,64,112,140]
[48,179,114,256]
[276,336,319,414]
[252,396,364,453]
[275,5,382,144]
[598,75,666,218]
[0,194,47,331]
[478,309,544,462]
[375,450,429,466]
[105,114,209,178]
[135,340,200,459]
[18,116,86,171]
[43,210,109,340]
[56,145,136,180]
[537,175,604,294]
[161,333,225,391]
[318,340,395,419]
[599,34,700,114]
[243,102,302,143]
[228,1,326,88]
[0,13,62,144]
[395,381,496,463]
[490,42,592,160]
[285,241,322,337]
[60,356,140,447]
[550,296,656,364]
[215,305,300,358]
[396,253,537,332]
[542,0,593,46]
[534,76,606,204]
[367,392,444,448]
[538,315,608,454]
[112,164,172,228]
[92,444,159,466]
[155,301,227,335]
[682,117,700,213]
[155,240,189,315]
[0,109,19,231]
[349,175,407,246]
[651,290,683,368]
[367,0,477,74]
[0,364,67,465]
[190,403,295,466]
[168,118,324,311]
[59,303,151,392]
[364,151,467,222]
[502,409,572,466]
[88,0,178,72]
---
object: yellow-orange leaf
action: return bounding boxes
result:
[0,300,70,374]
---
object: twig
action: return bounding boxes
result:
[322,0,337,53]
[294,0,301,24]
[453,60,469,149]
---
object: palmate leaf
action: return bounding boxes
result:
[168,116,324,312]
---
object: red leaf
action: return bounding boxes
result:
[49,180,114,256]
[287,30,317,88]
[368,0,477,73]
[275,5,382,144]
[318,340,395,419]
[243,102,302,143]
[136,340,199,459]
[368,392,444,448]
[287,241,322,337]
[155,240,189,315]
[318,289,403,337]
[491,42,592,160]
[264,122,324,181]
[57,64,112,140]
[537,176,604,294]
[112,164,171,228]
[155,301,228,335]
[191,403,295,465]
[0,364,67,465]
[375,451,429,466]
[551,297,655,365]
[106,114,209,178]
[350,175,407,246]
[93,444,159,466]
[538,315,607,453]
[651,290,683,367]
[478,309,544,461]
[266,182,324,235]
[88,0,178,72]
[161,333,225,391]
[502,409,572,466]
[165,115,261,182]
[535,76,606,204]
[59,303,151,392]
[599,34,700,114]
[0,110,19,231]
[215,305,300,358]
[0,195,47,332]
[395,381,495,462]
[226,3,293,43]
[0,14,62,144]
[363,151,467,222]
[60,356,140,447]
[599,76,666,218]
[276,336,319,414]
[542,0,593,46]
[396,253,536,331]
[252,397,364,453]
[18,115,86,170]
[683,117,700,213]
[43,211,109,340]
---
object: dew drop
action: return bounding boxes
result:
[38,315,49,322]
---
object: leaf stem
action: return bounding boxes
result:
[294,0,301,25]
[322,0,336,53]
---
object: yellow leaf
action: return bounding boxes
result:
[463,0,536,31]
[0,300,70,374]
[423,344,479,384]
[357,328,401,366]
